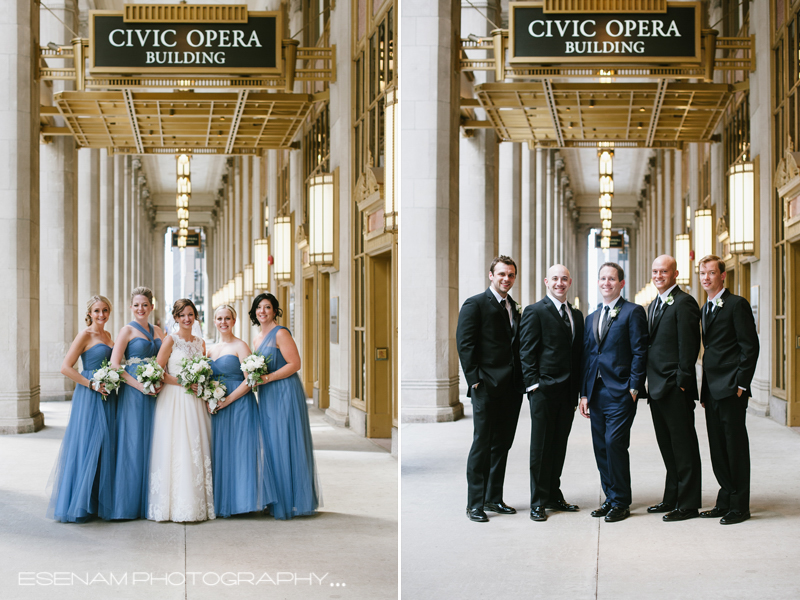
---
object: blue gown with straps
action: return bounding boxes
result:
[110,322,161,519]
[210,354,276,516]
[47,343,117,522]
[256,326,320,519]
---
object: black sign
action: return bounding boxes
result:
[595,233,624,249]
[90,12,280,74]
[172,231,201,248]
[510,2,699,63]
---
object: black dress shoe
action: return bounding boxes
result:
[699,506,727,518]
[484,501,516,514]
[604,506,630,523]
[466,508,488,522]
[545,499,579,512]
[591,501,612,517]
[662,508,699,522]
[720,510,750,525]
[647,501,674,513]
[529,507,547,521]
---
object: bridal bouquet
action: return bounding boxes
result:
[91,358,125,398]
[202,379,227,413]
[177,356,214,398]
[240,351,271,388]
[135,357,165,395]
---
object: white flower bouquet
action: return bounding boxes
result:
[91,358,125,398]
[135,357,165,395]
[203,379,228,413]
[177,356,214,398]
[240,351,272,388]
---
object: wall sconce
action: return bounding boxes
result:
[234,271,243,301]
[273,214,293,282]
[227,279,235,304]
[384,86,397,232]
[694,208,713,271]
[244,263,254,297]
[253,238,270,289]
[728,161,755,254]
[675,233,691,285]
[308,173,335,265]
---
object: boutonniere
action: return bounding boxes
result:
[609,307,621,320]
[664,295,674,306]
[516,304,523,315]
[714,298,724,308]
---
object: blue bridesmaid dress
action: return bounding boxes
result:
[210,354,275,516]
[111,322,161,519]
[256,326,320,519]
[47,343,117,523]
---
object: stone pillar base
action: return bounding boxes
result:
[402,403,464,423]
[0,412,45,434]
[40,392,73,402]
[324,406,350,428]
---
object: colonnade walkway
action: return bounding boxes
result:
[1,403,397,600]
[402,395,800,599]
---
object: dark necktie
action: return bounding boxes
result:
[599,305,610,339]
[650,296,661,328]
[500,298,511,327]
[560,304,572,335]
[703,302,712,330]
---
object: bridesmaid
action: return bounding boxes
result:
[207,304,275,517]
[250,293,320,519]
[47,295,117,523]
[109,287,164,519]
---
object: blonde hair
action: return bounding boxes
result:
[214,304,237,320]
[130,286,154,305]
[85,295,112,326]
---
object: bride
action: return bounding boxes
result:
[147,298,215,522]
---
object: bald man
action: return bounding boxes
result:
[519,265,584,522]
[646,255,702,522]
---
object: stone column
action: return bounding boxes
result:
[98,149,114,301]
[153,226,166,330]
[77,148,100,304]
[401,0,462,422]
[498,142,522,262]
[112,155,125,334]
[0,0,43,432]
[519,143,537,307]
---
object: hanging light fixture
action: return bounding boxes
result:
[675,233,691,285]
[273,215,293,282]
[384,86,398,232]
[175,154,191,249]
[728,160,755,254]
[694,208,713,271]
[253,238,270,289]
[598,193,612,209]
[244,263,254,296]
[308,173,335,265]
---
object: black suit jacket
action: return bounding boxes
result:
[646,286,701,401]
[456,288,524,398]
[519,296,584,405]
[581,297,648,402]
[701,289,759,400]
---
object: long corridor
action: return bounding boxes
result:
[0,403,397,600]
[402,396,800,599]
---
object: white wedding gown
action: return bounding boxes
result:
[147,334,215,522]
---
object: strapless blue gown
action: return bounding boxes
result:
[47,343,117,522]
[256,326,320,519]
[111,322,161,519]
[210,354,275,516]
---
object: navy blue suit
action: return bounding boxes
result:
[581,297,648,508]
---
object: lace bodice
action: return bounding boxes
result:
[167,334,205,376]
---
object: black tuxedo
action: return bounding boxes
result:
[701,289,759,513]
[581,297,648,508]
[519,296,584,508]
[646,286,702,510]
[457,288,524,511]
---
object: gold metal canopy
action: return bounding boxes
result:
[45,90,314,154]
[467,81,732,148]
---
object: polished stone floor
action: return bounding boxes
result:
[402,395,800,599]
[0,402,397,600]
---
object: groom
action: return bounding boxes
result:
[579,263,648,523]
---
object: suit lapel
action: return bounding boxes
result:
[544,296,571,334]
[591,308,600,346]
[705,289,728,334]
[599,297,624,346]
[486,288,513,335]
[508,295,519,335]
[651,290,674,335]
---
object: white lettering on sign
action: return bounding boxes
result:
[564,40,646,54]
[526,19,681,39]
[145,51,226,65]
[110,29,262,48]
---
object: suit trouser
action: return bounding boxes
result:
[650,386,702,509]
[466,385,523,510]
[704,391,750,513]
[528,382,574,508]
[590,379,638,508]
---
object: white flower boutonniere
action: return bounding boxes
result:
[664,295,674,306]
[609,307,621,320]
[516,304,523,316]
[714,298,724,308]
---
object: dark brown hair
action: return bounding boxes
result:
[598,262,625,281]
[489,255,517,275]
[172,298,198,320]
[249,293,283,326]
